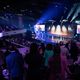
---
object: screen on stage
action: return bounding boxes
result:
[77,25,80,34]
[34,25,45,32]
[34,24,45,40]
[0,33,3,37]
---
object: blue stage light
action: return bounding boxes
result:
[37,3,65,24]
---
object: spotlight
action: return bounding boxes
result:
[0,33,3,38]
[68,26,72,32]
[7,5,10,8]
[62,25,67,33]
[48,26,51,31]
[3,7,6,9]
[51,25,55,34]
[71,7,80,21]
[67,4,77,19]
[62,19,68,22]
[55,25,62,35]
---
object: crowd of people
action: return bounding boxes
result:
[0,37,80,80]
[4,34,42,47]
[0,25,20,32]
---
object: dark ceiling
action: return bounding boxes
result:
[0,0,80,22]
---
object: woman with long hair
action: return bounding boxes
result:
[24,43,43,80]
[48,43,61,80]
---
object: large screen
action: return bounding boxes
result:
[0,33,3,37]
[77,25,80,34]
[34,25,45,32]
[34,25,45,40]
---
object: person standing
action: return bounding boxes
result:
[24,43,43,80]
[6,45,24,80]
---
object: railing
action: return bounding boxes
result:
[3,29,27,36]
